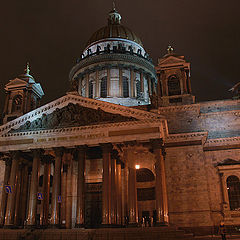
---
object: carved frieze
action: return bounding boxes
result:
[10,103,136,132]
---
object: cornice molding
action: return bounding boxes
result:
[69,53,156,80]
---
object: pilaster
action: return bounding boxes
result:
[150,139,169,225]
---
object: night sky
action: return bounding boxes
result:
[0,0,239,114]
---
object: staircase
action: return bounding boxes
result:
[0,227,193,240]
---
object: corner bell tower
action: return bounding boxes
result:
[155,46,195,106]
[3,63,44,123]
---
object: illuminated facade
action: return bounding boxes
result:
[0,7,240,235]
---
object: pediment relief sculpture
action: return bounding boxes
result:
[10,103,137,132]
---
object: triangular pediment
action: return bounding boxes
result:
[11,103,137,132]
[158,55,186,66]
[5,78,28,89]
[0,93,163,136]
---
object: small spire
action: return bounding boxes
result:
[167,45,174,54]
[24,62,30,75]
[108,2,121,25]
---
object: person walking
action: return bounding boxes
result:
[219,221,227,240]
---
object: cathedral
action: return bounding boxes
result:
[0,6,240,237]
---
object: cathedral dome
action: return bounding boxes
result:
[86,24,143,48]
[69,7,157,107]
[85,8,143,49]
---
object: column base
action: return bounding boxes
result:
[48,224,61,229]
[155,221,169,227]
[127,222,138,227]
[75,223,85,228]
[101,224,123,228]
[24,224,37,229]
[3,224,18,229]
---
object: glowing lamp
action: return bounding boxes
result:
[135,164,140,169]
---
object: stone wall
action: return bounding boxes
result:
[165,145,213,227]
[159,99,240,139]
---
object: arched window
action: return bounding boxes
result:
[12,95,22,112]
[136,168,155,201]
[136,79,141,98]
[168,75,181,96]
[136,168,155,182]
[100,76,107,98]
[89,80,94,98]
[122,76,129,97]
[227,175,240,210]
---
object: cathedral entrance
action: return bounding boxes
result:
[85,183,102,228]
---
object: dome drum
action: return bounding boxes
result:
[73,65,156,106]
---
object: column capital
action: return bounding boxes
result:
[9,151,21,160]
[32,149,44,158]
[3,157,12,166]
[53,147,65,157]
[41,154,55,164]
[150,138,163,149]
[76,145,87,152]
[100,143,112,153]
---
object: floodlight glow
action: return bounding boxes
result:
[135,164,140,169]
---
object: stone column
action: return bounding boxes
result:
[41,155,52,226]
[122,161,128,226]
[107,68,111,97]
[140,71,144,93]
[14,163,23,226]
[76,146,86,227]
[96,69,100,98]
[66,152,73,229]
[60,162,67,227]
[186,69,191,93]
[130,68,135,97]
[86,73,89,98]
[3,92,10,115]
[4,152,20,227]
[219,173,229,211]
[19,164,29,226]
[116,162,122,225]
[0,158,11,226]
[151,139,169,225]
[26,149,42,227]
[181,68,187,94]
[147,77,152,96]
[22,90,26,113]
[119,68,123,96]
[110,157,117,224]
[101,143,112,225]
[50,148,63,227]
[128,167,138,225]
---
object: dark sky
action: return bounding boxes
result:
[0,0,239,113]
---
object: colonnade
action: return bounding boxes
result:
[0,139,168,228]
[79,65,156,101]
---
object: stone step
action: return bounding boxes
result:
[194,235,240,240]
[0,227,194,240]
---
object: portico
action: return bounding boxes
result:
[0,95,169,228]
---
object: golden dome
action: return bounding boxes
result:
[85,9,143,48]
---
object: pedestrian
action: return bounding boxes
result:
[219,221,227,240]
